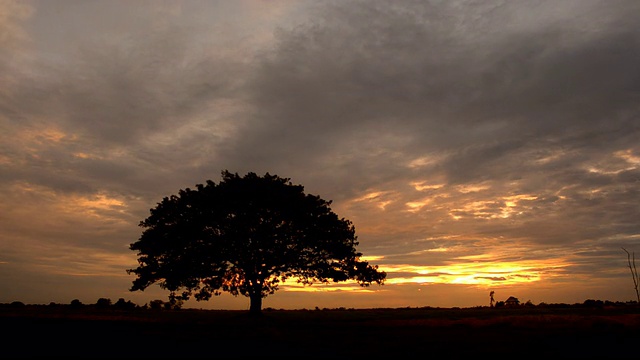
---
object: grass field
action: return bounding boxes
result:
[3,304,640,358]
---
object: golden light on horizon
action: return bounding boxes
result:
[282,284,378,293]
[380,258,569,287]
[277,256,570,293]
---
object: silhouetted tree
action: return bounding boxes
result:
[95,298,112,308]
[164,298,183,310]
[622,247,640,303]
[583,299,604,308]
[128,171,386,315]
[114,298,137,310]
[149,299,164,310]
[70,299,83,308]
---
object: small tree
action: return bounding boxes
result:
[114,298,137,310]
[164,298,183,310]
[95,298,112,308]
[148,299,164,310]
[622,247,640,303]
[128,171,386,315]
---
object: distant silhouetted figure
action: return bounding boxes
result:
[490,291,495,308]
[128,170,386,316]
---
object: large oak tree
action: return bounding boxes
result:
[128,171,386,314]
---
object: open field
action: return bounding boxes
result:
[3,305,640,358]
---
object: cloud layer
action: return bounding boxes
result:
[1,0,639,308]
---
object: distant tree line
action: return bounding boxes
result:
[1,297,182,311]
[2,298,637,311]
[490,299,638,309]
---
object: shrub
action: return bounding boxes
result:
[95,298,112,308]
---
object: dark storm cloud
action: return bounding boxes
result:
[235,0,640,193]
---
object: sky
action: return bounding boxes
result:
[1,0,640,311]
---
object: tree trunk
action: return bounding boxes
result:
[249,293,262,316]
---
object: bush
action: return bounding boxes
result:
[95,298,112,308]
[114,298,137,310]
[149,299,164,310]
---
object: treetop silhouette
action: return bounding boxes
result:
[128,170,386,315]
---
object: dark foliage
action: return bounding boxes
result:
[127,170,386,314]
[148,299,165,310]
[114,298,137,310]
[95,298,112,308]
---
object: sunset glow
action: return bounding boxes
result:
[1,0,639,310]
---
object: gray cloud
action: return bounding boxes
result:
[1,0,639,308]
[223,0,640,198]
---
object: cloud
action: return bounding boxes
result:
[1,0,639,307]
[0,1,263,200]
[0,0,33,54]
[237,0,640,247]
[215,1,640,207]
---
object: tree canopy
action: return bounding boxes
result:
[128,170,386,314]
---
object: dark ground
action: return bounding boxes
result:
[3,305,640,358]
